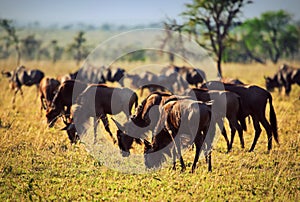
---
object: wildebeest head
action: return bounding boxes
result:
[46,107,61,127]
[143,132,170,170]
[1,70,12,78]
[61,122,79,144]
[112,118,142,157]
[264,76,279,92]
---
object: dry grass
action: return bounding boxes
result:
[0,59,299,201]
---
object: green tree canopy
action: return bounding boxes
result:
[238,10,299,64]
[178,0,252,77]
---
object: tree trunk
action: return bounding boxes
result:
[217,58,222,78]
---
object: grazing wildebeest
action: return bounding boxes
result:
[39,77,60,113]
[161,65,207,87]
[2,65,45,105]
[186,88,244,152]
[265,64,300,96]
[72,65,126,86]
[68,84,138,144]
[112,91,174,156]
[46,80,88,127]
[112,119,143,157]
[202,81,279,152]
[144,98,216,172]
[61,119,79,144]
[126,70,189,96]
[105,67,125,86]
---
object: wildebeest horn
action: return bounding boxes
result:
[111,118,125,131]
[144,139,152,149]
[61,123,74,131]
[61,125,69,131]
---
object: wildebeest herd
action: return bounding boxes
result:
[2,63,300,172]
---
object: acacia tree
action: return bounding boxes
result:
[239,10,299,64]
[0,19,21,65]
[21,35,41,60]
[176,0,251,77]
[67,31,88,66]
[49,40,63,64]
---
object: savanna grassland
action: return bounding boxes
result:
[0,59,299,201]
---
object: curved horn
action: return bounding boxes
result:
[144,139,152,150]
[61,123,74,131]
[111,118,125,131]
[61,125,69,131]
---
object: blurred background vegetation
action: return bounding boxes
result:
[1,8,299,68]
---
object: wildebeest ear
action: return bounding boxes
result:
[111,118,125,131]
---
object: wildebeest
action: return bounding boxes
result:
[105,67,125,86]
[160,65,207,87]
[46,80,88,127]
[68,84,138,144]
[2,65,45,105]
[39,77,60,113]
[265,64,300,96]
[126,71,188,96]
[186,88,244,152]
[202,81,279,152]
[112,119,143,157]
[113,91,174,156]
[144,98,215,172]
[74,65,125,86]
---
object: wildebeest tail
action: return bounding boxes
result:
[268,93,279,144]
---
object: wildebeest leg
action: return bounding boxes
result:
[40,94,46,116]
[12,88,20,107]
[176,140,186,172]
[259,116,273,151]
[170,130,185,172]
[249,116,262,152]
[172,147,177,170]
[93,118,100,144]
[234,120,244,149]
[100,115,116,144]
[285,83,292,96]
[228,122,236,152]
[191,134,203,173]
[229,119,244,150]
[205,149,212,172]
[217,119,230,152]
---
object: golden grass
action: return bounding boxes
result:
[0,59,299,201]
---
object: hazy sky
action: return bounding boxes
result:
[0,0,299,25]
